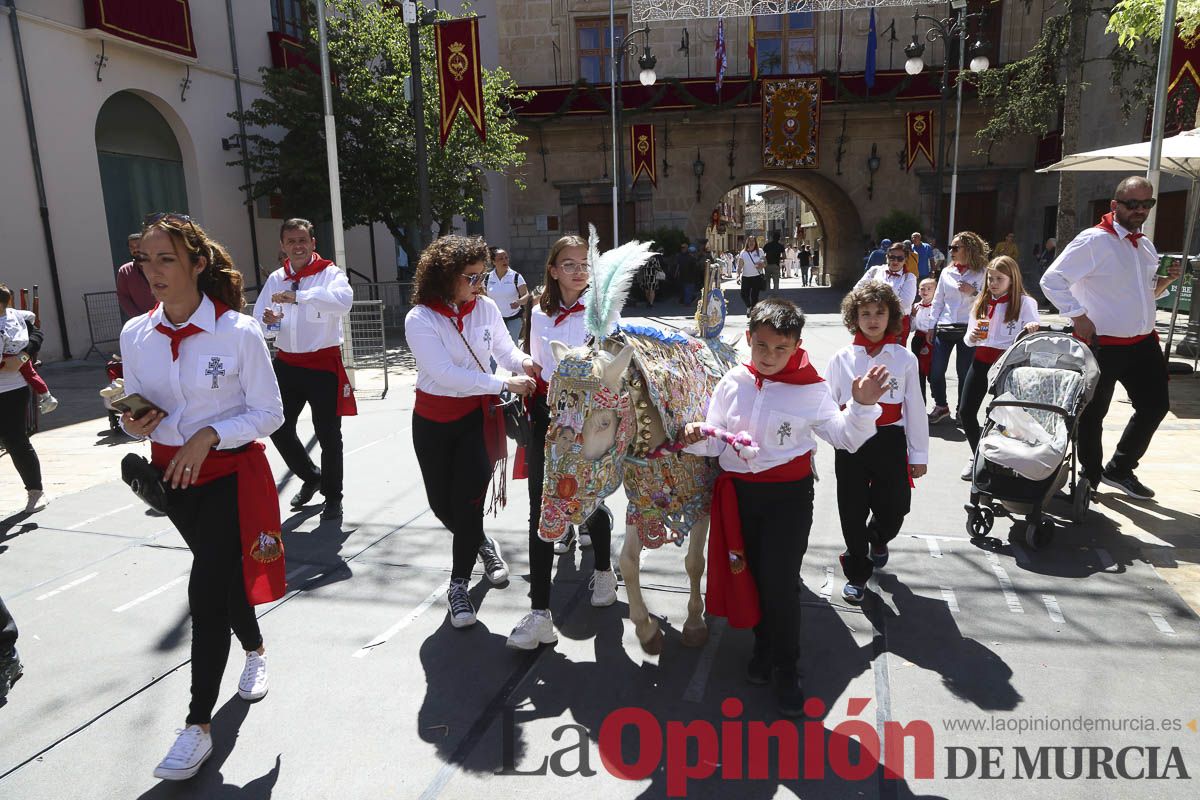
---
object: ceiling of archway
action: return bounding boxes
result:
[633,1,921,23]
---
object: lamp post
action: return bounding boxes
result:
[904,1,990,248]
[867,143,881,200]
[610,5,655,247]
[692,149,705,202]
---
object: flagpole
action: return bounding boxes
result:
[610,0,619,246]
[315,0,347,267]
[1142,0,1177,240]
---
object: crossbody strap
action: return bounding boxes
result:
[453,322,489,375]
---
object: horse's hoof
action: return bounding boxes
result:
[681,624,709,648]
[640,627,664,655]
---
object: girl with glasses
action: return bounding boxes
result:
[404,236,538,629]
[507,235,616,650]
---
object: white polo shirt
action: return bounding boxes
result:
[485,269,527,320]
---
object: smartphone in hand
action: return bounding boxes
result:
[111,393,166,420]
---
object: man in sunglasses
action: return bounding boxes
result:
[1041,176,1183,501]
[252,218,355,521]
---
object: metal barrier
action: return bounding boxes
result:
[83,291,123,359]
[341,300,389,399]
[351,281,411,331]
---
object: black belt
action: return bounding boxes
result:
[503,313,523,322]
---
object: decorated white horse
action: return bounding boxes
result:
[538,230,739,653]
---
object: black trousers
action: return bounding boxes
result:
[412,410,493,581]
[1079,335,1171,482]
[800,263,812,285]
[909,333,929,402]
[835,426,911,586]
[527,398,612,609]
[959,357,992,453]
[270,360,343,503]
[166,474,262,726]
[0,387,41,491]
[737,476,815,670]
[740,275,765,311]
[0,593,16,654]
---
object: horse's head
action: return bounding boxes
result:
[538,342,636,540]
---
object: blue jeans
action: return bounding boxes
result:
[929,333,975,409]
[681,284,697,306]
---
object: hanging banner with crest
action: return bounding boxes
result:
[630,124,657,187]
[906,110,935,171]
[436,17,486,146]
[762,78,820,169]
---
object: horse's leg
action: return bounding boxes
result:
[681,517,710,648]
[618,519,662,654]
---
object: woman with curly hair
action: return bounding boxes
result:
[927,231,989,424]
[826,281,928,604]
[119,214,285,781]
[404,235,537,629]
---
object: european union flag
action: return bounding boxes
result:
[866,9,878,91]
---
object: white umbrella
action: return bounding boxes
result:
[1037,129,1200,358]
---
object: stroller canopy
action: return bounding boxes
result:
[987,331,1101,405]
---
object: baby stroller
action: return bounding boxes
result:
[965,329,1101,549]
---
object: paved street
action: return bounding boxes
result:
[2,279,1199,799]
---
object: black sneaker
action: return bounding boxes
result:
[1101,471,1155,500]
[773,668,805,718]
[319,501,343,521]
[870,543,889,568]
[478,537,510,584]
[290,477,322,509]
[746,652,771,686]
[0,648,23,704]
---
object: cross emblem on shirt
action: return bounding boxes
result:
[205,356,226,389]
[483,329,492,348]
[776,421,793,445]
[888,376,900,399]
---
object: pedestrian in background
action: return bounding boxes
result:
[799,243,813,287]
[994,232,1020,262]
[927,231,988,424]
[0,285,48,514]
[116,232,156,320]
[0,594,21,705]
[763,231,785,291]
[485,247,529,345]
[736,236,766,311]
[911,231,934,280]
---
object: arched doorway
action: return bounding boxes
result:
[697,170,864,287]
[95,91,189,270]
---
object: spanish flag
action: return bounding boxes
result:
[748,17,758,81]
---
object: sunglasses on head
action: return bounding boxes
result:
[556,260,590,275]
[1115,198,1157,211]
[144,212,194,226]
[461,271,486,286]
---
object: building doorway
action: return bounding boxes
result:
[95,92,189,272]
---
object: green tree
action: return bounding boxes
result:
[232,1,530,265]
[1109,0,1200,129]
[875,209,923,245]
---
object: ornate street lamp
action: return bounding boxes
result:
[867,143,881,200]
[692,149,705,202]
[609,4,655,246]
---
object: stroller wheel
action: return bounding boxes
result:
[1026,519,1054,550]
[967,505,995,539]
[1071,478,1091,523]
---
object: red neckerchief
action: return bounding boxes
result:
[282,252,334,281]
[154,298,231,360]
[554,301,585,326]
[853,331,898,357]
[986,293,1010,319]
[745,348,824,389]
[954,263,968,274]
[428,299,477,332]
[1096,212,1144,249]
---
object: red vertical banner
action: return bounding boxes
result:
[1167,32,1200,133]
[630,124,656,187]
[906,110,935,171]
[436,17,486,146]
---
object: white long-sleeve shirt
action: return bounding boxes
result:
[1040,217,1164,338]
[685,364,882,474]
[930,266,985,327]
[856,266,917,310]
[119,295,284,449]
[911,301,936,333]
[965,294,1040,350]
[405,296,530,397]
[826,342,929,465]
[529,294,590,384]
[251,257,353,353]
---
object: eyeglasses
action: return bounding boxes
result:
[949,244,962,252]
[886,255,906,262]
[1115,198,1157,211]
[461,271,486,286]
[556,260,590,275]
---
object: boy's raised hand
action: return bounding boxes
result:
[850,365,891,405]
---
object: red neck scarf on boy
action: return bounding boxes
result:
[283,253,334,281]
[154,298,231,360]
[745,348,823,389]
[427,299,477,332]
[852,331,898,357]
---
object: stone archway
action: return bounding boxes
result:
[695,169,864,288]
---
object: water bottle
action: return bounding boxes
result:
[266,302,283,338]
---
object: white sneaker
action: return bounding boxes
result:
[553,525,576,555]
[589,568,619,607]
[506,609,558,650]
[960,460,974,481]
[237,651,268,701]
[447,579,476,628]
[24,490,48,514]
[37,393,58,414]
[152,725,213,781]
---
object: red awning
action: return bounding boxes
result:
[84,0,197,59]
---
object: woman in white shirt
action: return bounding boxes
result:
[485,247,529,345]
[120,214,285,782]
[404,236,537,630]
[928,231,989,423]
[736,236,766,312]
[507,235,615,650]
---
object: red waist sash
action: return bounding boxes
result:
[276,346,357,416]
[413,389,506,467]
[707,454,813,629]
[1095,332,1155,346]
[842,402,902,426]
[975,345,1004,364]
[151,441,286,605]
